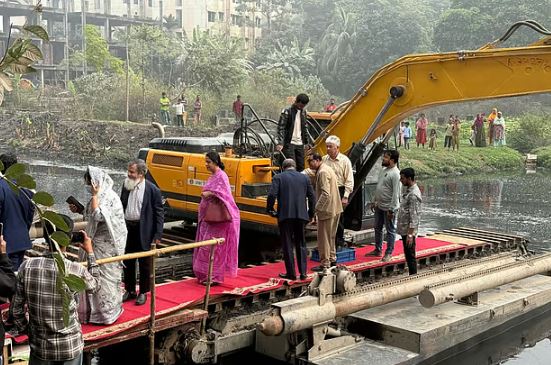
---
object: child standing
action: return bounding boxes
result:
[429,129,437,150]
[403,122,412,150]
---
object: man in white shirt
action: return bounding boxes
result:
[322,135,354,247]
[275,94,310,172]
[121,159,164,306]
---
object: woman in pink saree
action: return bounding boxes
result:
[193,151,240,284]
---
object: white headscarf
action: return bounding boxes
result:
[85,166,127,256]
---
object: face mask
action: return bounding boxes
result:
[85,185,93,194]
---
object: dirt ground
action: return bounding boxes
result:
[0,111,232,168]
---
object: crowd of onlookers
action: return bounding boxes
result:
[397,108,507,151]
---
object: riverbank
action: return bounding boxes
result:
[0,111,233,168]
[399,144,524,177]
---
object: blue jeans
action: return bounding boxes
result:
[374,206,397,255]
[160,110,170,125]
[30,353,82,365]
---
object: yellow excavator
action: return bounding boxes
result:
[139,21,551,234]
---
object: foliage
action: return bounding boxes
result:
[0,8,47,105]
[0,161,84,326]
[507,114,551,153]
[532,146,551,168]
[256,38,315,77]
[71,25,124,74]
[433,0,551,51]
[182,30,251,95]
[127,25,183,86]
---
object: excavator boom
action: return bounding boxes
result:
[313,35,551,156]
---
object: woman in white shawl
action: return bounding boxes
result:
[79,166,127,325]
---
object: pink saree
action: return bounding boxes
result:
[193,168,240,283]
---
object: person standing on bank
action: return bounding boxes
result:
[322,135,353,248]
[307,154,343,271]
[366,150,401,262]
[397,168,422,275]
[121,159,164,306]
[267,159,315,281]
[275,94,310,172]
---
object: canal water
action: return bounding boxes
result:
[24,160,551,364]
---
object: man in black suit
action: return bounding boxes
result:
[267,159,315,280]
[275,93,310,172]
[121,159,164,305]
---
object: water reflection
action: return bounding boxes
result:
[418,172,551,251]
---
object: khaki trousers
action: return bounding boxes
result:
[317,213,340,267]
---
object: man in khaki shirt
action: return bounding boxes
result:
[308,153,343,271]
[322,135,354,247]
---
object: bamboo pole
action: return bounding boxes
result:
[80,238,224,266]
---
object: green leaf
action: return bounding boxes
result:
[5,163,26,179]
[63,274,86,292]
[0,160,4,173]
[51,231,71,247]
[33,192,55,207]
[43,211,70,232]
[23,25,49,41]
[53,252,66,276]
[22,42,43,62]
[16,174,36,189]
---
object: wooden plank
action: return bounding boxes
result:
[423,234,485,246]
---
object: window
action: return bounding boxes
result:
[176,0,181,6]
[176,9,182,22]
[208,11,216,22]
[148,0,152,7]
[231,14,238,25]
[218,12,224,21]
[256,17,261,27]
[134,0,138,5]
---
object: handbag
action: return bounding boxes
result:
[203,196,232,223]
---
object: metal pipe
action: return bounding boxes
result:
[149,243,157,365]
[419,253,551,308]
[360,86,404,145]
[258,254,522,336]
[201,244,216,334]
[80,238,223,266]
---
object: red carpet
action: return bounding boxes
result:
[80,237,463,341]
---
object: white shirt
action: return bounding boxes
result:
[125,180,145,221]
[290,111,302,145]
[174,103,184,115]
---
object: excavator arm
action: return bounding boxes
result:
[313,34,551,157]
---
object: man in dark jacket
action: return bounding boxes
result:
[0,153,35,270]
[275,93,310,172]
[121,159,164,306]
[267,159,315,280]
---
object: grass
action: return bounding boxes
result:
[532,146,551,168]
[398,141,523,177]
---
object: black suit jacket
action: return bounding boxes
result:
[266,169,315,222]
[121,179,164,251]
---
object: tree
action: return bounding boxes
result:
[434,0,551,51]
[71,25,124,74]
[181,30,251,95]
[256,38,315,78]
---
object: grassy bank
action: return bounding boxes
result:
[399,145,523,177]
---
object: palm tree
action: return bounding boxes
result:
[318,5,357,75]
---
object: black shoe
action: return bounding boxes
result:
[299,274,308,280]
[365,250,382,257]
[136,293,147,306]
[123,291,137,302]
[279,273,297,280]
[311,265,329,272]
